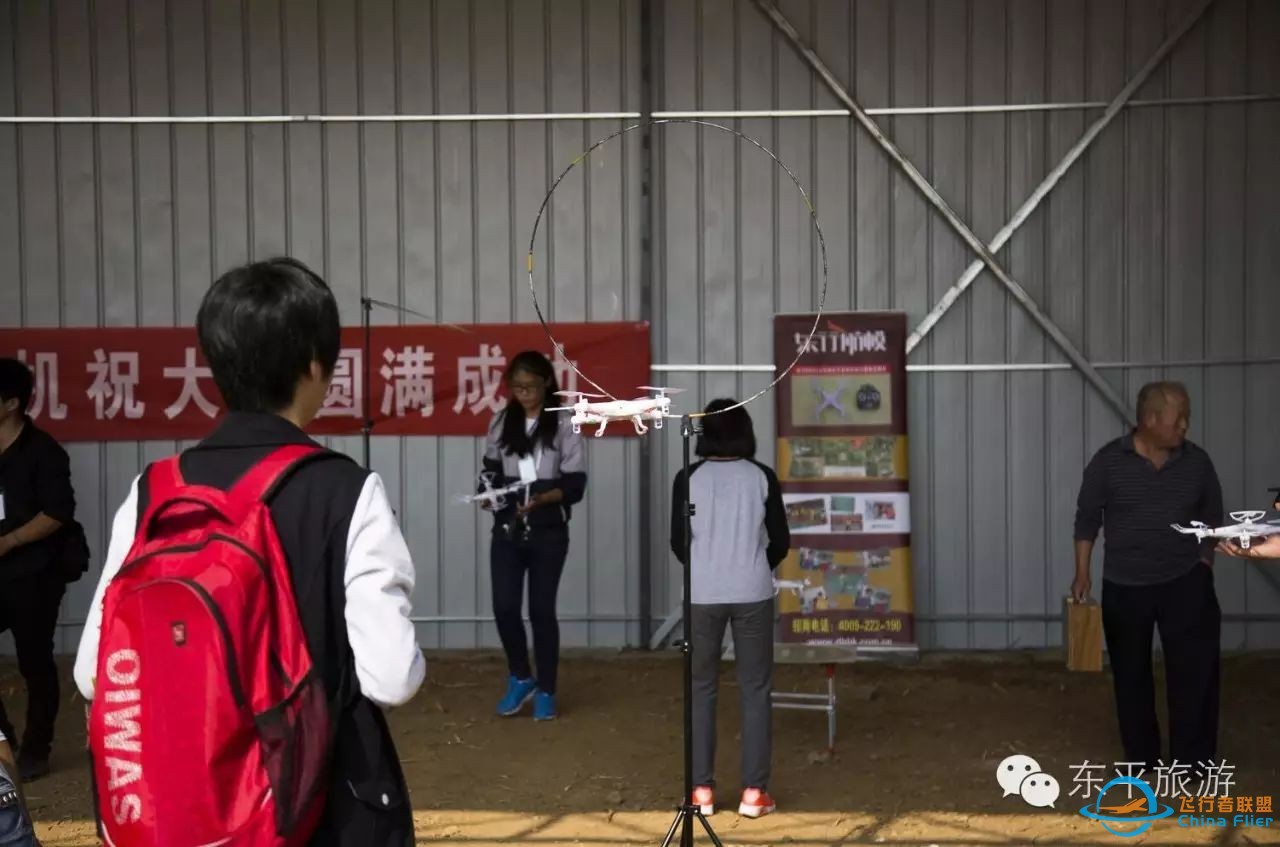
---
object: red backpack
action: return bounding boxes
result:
[88,445,332,846]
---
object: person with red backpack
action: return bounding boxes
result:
[72,257,426,847]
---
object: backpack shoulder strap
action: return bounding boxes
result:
[135,455,187,534]
[227,444,329,506]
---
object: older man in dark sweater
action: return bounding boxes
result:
[1072,381,1223,775]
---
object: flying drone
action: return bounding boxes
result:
[547,386,685,437]
[455,471,532,512]
[1171,510,1280,550]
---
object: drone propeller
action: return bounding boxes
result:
[555,390,608,398]
[636,385,686,395]
[545,406,577,413]
[1230,510,1268,523]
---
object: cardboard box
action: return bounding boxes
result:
[1064,596,1103,672]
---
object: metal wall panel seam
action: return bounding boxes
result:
[51,2,65,328]
[582,0,594,639]
[431,0,445,650]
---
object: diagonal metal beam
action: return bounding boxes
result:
[906,0,1218,357]
[753,0,1152,428]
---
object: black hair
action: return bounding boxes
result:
[497,350,561,458]
[196,256,341,413]
[0,358,33,415]
[695,398,757,458]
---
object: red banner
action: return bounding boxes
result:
[0,323,651,442]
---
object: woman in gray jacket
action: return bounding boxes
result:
[482,351,587,721]
[670,398,790,819]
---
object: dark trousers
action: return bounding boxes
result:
[690,598,774,791]
[490,529,569,695]
[1101,562,1221,771]
[0,571,66,760]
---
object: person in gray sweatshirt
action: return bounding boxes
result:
[670,398,791,819]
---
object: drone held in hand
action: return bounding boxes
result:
[547,386,685,437]
[455,471,532,512]
[1171,510,1280,550]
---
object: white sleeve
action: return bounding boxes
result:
[74,475,141,701]
[343,472,427,708]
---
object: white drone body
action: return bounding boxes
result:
[548,387,685,437]
[455,471,532,512]
[1171,510,1280,549]
[774,577,828,614]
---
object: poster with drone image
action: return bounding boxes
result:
[772,312,916,652]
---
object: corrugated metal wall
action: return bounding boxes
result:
[2,0,1278,653]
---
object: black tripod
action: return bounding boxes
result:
[660,414,724,847]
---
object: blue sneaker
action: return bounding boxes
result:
[533,690,558,721]
[497,676,537,716]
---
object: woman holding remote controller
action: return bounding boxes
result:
[480,351,587,721]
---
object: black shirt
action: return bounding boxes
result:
[0,418,76,582]
[1073,432,1223,586]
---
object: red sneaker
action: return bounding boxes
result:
[692,785,715,815]
[738,787,776,818]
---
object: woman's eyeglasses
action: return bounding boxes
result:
[510,381,543,396]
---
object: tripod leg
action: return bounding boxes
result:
[659,810,683,847]
[695,811,725,846]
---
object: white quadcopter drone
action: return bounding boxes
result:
[547,386,685,437]
[455,471,532,511]
[1171,510,1280,549]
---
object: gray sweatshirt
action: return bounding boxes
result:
[670,458,791,605]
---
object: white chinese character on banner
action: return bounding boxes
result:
[85,349,145,420]
[16,350,68,420]
[1067,761,1105,800]
[454,344,507,416]
[316,348,363,419]
[380,345,435,417]
[549,346,580,396]
[162,347,220,420]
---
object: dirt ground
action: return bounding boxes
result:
[8,650,1280,846]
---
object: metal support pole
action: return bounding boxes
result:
[361,296,373,469]
[905,0,1219,356]
[638,0,661,650]
[750,0,1172,429]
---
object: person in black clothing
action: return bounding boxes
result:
[0,358,78,783]
[1073,380,1223,774]
[74,258,426,846]
[482,351,586,721]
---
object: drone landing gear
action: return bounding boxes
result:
[632,415,649,435]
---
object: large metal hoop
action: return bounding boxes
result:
[525,118,828,419]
